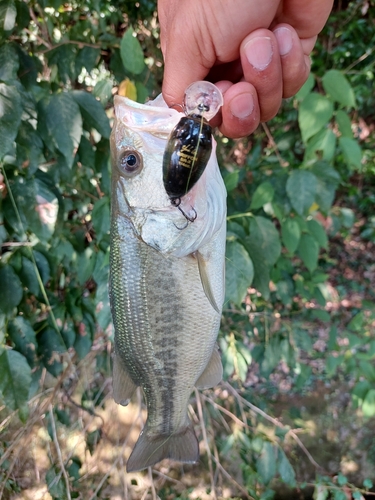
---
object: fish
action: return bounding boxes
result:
[109,93,227,472]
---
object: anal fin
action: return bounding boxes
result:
[195,251,221,314]
[195,345,223,389]
[113,353,137,406]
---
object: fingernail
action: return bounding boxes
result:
[230,93,254,119]
[274,27,293,56]
[244,37,273,71]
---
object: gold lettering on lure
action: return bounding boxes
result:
[177,145,195,169]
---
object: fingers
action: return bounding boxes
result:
[216,25,314,138]
[240,29,283,122]
[273,24,311,97]
[215,81,260,139]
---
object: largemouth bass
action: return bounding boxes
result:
[109,94,227,472]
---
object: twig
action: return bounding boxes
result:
[38,39,105,54]
[201,393,249,431]
[344,48,374,73]
[223,382,324,471]
[88,396,143,500]
[151,469,185,487]
[49,405,72,500]
[1,241,34,247]
[210,453,254,500]
[148,467,158,500]
[195,390,217,500]
[261,123,289,167]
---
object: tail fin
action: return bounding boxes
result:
[126,425,199,472]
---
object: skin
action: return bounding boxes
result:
[158,0,334,138]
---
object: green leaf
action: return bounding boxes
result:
[225,240,254,306]
[250,181,275,209]
[335,110,353,138]
[326,354,344,377]
[0,0,17,31]
[46,466,67,499]
[306,219,328,249]
[0,265,23,313]
[298,93,333,143]
[7,317,37,366]
[47,44,78,83]
[256,442,277,484]
[304,128,336,162]
[298,233,319,273]
[312,163,340,213]
[359,360,375,382]
[135,81,149,103]
[281,218,301,254]
[243,217,281,299]
[76,46,100,73]
[339,137,362,170]
[296,72,315,101]
[278,449,296,486]
[93,79,113,105]
[223,171,239,192]
[286,170,317,215]
[120,29,145,75]
[363,479,373,489]
[249,216,281,266]
[92,197,110,241]
[337,473,347,486]
[313,485,329,500]
[38,327,66,377]
[43,92,83,168]
[0,349,31,410]
[96,280,111,331]
[0,83,22,159]
[76,247,96,286]
[322,69,356,108]
[339,207,355,229]
[333,491,348,500]
[34,251,51,285]
[0,42,19,81]
[72,90,111,138]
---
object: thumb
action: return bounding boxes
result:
[160,7,214,107]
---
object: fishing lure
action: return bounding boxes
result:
[163,81,223,220]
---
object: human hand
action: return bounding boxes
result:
[158,0,334,138]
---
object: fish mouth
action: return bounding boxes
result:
[114,95,183,139]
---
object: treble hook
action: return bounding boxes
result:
[171,197,197,223]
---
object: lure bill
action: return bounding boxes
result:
[109,93,227,472]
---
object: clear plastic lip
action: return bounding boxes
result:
[184,81,224,121]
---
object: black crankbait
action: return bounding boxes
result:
[163,81,223,218]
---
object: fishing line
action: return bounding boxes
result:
[184,111,206,197]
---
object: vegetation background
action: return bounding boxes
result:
[0,0,374,498]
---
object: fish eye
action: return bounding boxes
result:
[119,150,143,177]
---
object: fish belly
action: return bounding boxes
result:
[109,213,222,471]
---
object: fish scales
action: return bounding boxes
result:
[109,94,226,472]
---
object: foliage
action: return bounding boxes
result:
[1,0,375,498]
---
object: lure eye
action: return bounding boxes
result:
[119,150,143,177]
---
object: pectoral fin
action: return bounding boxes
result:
[195,251,221,314]
[195,346,223,389]
[113,354,137,406]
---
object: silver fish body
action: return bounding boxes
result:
[109,95,226,472]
